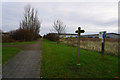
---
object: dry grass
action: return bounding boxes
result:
[60,38,118,56]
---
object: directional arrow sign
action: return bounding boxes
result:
[75,30,85,33]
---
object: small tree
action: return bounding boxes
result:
[43,33,59,41]
[52,19,66,43]
[0,29,2,42]
[0,29,2,34]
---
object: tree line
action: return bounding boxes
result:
[1,5,66,42]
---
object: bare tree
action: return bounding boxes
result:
[20,5,41,40]
[52,19,66,43]
[0,29,2,42]
[0,29,2,34]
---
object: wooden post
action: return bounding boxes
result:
[77,27,80,65]
[101,38,105,60]
[99,31,106,60]
[75,27,85,65]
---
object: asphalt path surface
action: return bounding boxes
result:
[3,39,42,78]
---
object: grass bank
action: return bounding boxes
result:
[2,47,21,64]
[41,39,118,78]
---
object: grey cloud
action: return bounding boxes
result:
[2,2,118,35]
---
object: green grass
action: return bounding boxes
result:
[2,47,21,64]
[0,47,1,64]
[40,39,118,78]
[2,41,36,45]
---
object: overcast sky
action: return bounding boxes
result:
[1,1,118,35]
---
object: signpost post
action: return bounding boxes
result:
[99,31,106,60]
[75,27,85,65]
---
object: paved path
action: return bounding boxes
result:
[3,40,42,78]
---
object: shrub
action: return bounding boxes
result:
[11,29,33,41]
[39,35,42,38]
[43,33,59,41]
[2,36,16,43]
[34,34,42,40]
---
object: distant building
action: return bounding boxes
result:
[59,33,77,38]
[82,34,99,38]
[82,33,120,39]
[106,33,119,38]
[46,33,120,39]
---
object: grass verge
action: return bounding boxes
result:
[2,40,37,45]
[2,47,21,64]
[40,39,118,78]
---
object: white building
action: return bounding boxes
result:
[82,33,120,39]
[59,33,77,38]
[48,33,120,39]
